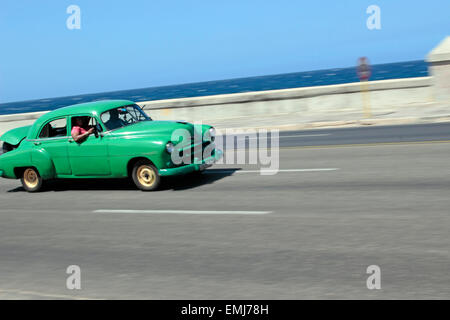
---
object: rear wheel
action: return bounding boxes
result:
[132,160,161,191]
[20,167,43,192]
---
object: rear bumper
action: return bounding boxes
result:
[159,149,223,176]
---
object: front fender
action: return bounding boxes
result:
[107,135,168,176]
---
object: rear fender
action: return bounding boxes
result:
[0,148,32,179]
[30,148,56,179]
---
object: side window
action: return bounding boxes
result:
[101,109,127,131]
[70,116,102,136]
[39,118,67,139]
[100,112,110,124]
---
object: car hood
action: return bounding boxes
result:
[109,120,201,141]
[0,125,32,146]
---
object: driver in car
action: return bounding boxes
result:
[71,116,94,143]
[104,108,126,131]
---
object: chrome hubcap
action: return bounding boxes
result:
[137,165,156,187]
[23,168,38,188]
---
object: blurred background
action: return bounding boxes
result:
[0,1,449,300]
[0,0,448,119]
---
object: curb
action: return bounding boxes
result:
[213,115,450,133]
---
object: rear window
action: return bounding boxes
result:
[39,118,67,138]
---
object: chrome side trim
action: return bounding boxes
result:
[26,136,70,142]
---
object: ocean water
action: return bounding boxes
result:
[0,60,428,115]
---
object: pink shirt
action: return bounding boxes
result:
[71,126,88,136]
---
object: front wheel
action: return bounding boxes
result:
[21,167,43,192]
[132,161,161,191]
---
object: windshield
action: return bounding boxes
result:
[100,104,151,131]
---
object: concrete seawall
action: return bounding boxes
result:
[138,76,435,122]
[1,76,443,136]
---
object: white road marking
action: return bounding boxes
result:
[204,168,339,174]
[228,133,330,140]
[278,134,331,138]
[0,288,94,300]
[94,210,272,215]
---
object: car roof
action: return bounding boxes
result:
[41,100,135,120]
[29,100,135,138]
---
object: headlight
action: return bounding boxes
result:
[166,142,174,153]
[208,127,216,142]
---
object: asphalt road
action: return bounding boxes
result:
[0,123,449,299]
[227,122,450,148]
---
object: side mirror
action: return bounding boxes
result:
[94,123,103,138]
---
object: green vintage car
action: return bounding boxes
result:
[0,100,222,192]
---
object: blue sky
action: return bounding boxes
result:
[0,0,448,103]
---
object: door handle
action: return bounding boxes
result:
[34,142,41,146]
[68,139,74,143]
